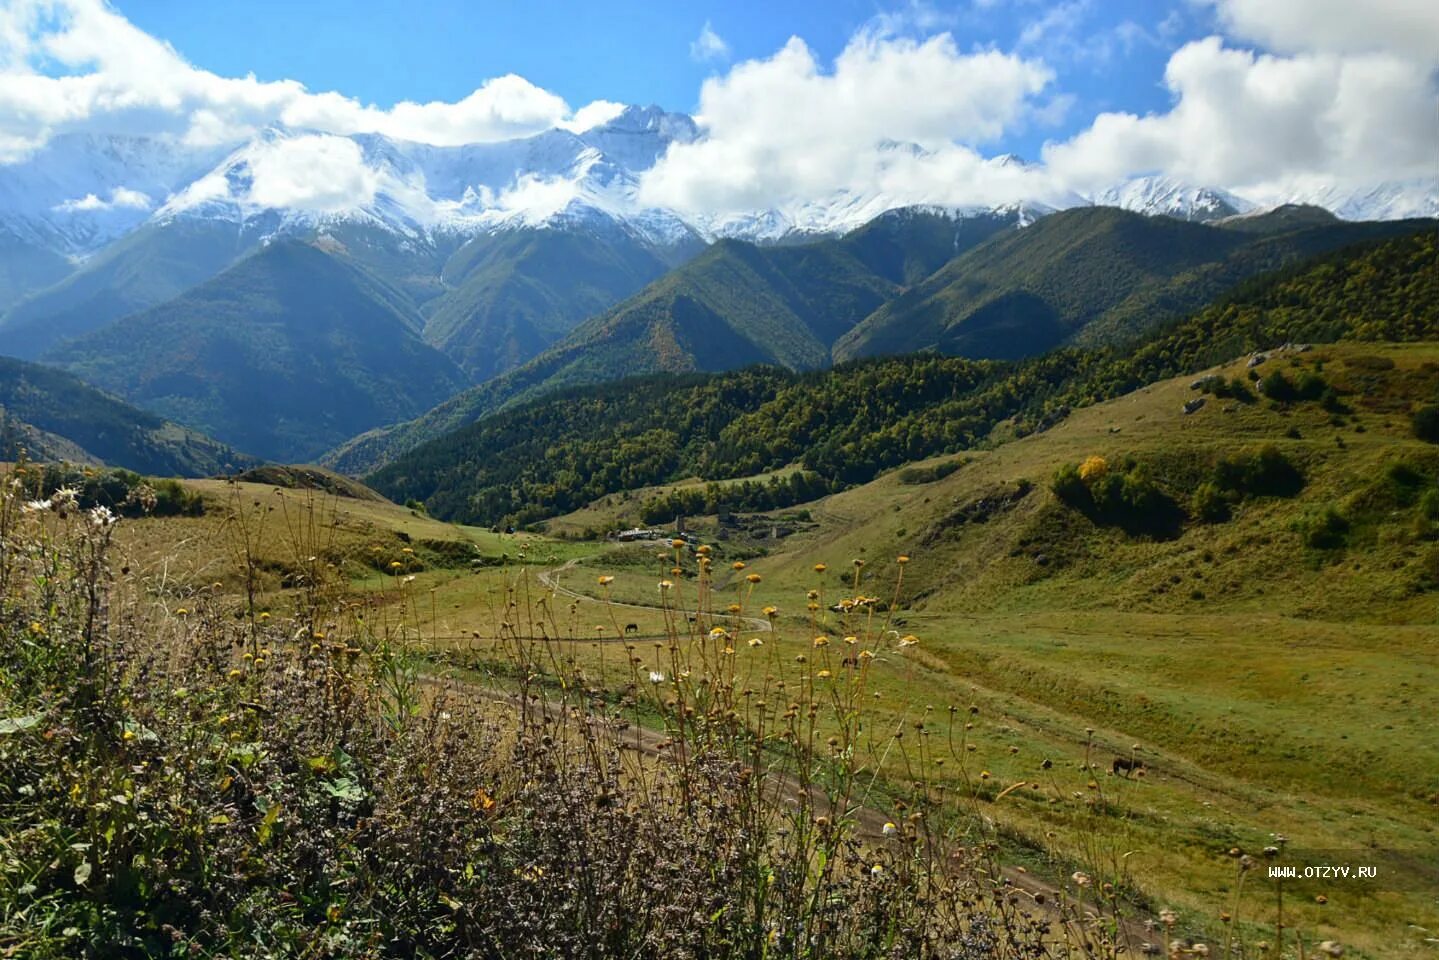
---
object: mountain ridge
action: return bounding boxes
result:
[44,241,470,463]
[0,355,251,476]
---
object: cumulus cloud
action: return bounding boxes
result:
[278,77,569,145]
[560,100,627,133]
[1,0,1433,220]
[245,135,379,212]
[0,0,580,162]
[640,31,1056,216]
[1042,36,1439,196]
[690,21,730,63]
[54,185,152,211]
[1202,0,1439,61]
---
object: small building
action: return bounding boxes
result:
[615,528,664,542]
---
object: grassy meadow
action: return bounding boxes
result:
[4,343,1435,958]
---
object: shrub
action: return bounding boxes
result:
[1299,506,1350,549]
[1194,375,1255,403]
[1415,488,1439,541]
[1261,370,1297,403]
[33,463,204,518]
[1054,457,1183,538]
[1226,377,1256,403]
[1213,444,1304,499]
[1192,481,1231,523]
[1077,455,1108,481]
[0,475,1082,960]
[896,460,962,485]
[1051,461,1089,508]
[1293,372,1329,401]
[1414,404,1439,444]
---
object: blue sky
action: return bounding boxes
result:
[1,0,1433,213]
[115,0,1209,161]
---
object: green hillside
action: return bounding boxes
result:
[422,226,683,380]
[0,231,72,313]
[1213,202,1340,235]
[832,206,1018,285]
[309,209,1034,477]
[834,208,1434,361]
[0,219,267,359]
[0,355,251,475]
[325,232,906,473]
[504,236,898,378]
[45,241,469,463]
[366,231,1438,526]
[732,340,1439,956]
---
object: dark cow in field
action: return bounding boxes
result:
[624,623,639,635]
[1111,756,1146,778]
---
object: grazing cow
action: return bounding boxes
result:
[624,623,639,635]
[1112,756,1146,778]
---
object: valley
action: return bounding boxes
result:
[1,46,1435,956]
[33,337,1432,957]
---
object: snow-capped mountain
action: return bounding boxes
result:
[0,133,230,257]
[0,104,1433,275]
[1090,176,1256,222]
[149,106,704,249]
[1270,179,1439,222]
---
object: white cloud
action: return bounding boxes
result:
[690,21,730,63]
[0,0,582,162]
[641,31,1056,216]
[246,135,379,212]
[1017,0,1090,50]
[0,0,1433,221]
[278,76,570,145]
[1043,36,1439,195]
[560,100,627,133]
[1202,0,1439,61]
[867,1,960,38]
[54,185,152,211]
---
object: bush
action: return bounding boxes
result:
[1213,444,1304,499]
[1414,404,1439,444]
[1261,370,1298,403]
[1051,461,1089,508]
[1415,488,1439,541]
[32,463,204,518]
[1194,375,1255,403]
[1299,506,1350,549]
[1053,456,1184,538]
[896,460,962,485]
[1192,481,1231,523]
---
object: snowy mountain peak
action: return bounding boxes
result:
[1092,176,1256,222]
[0,111,1435,267]
[590,104,698,141]
[1268,179,1439,222]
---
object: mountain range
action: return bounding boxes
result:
[0,104,1435,478]
[324,206,1435,474]
[0,355,250,476]
[362,229,1439,526]
[2,106,1434,334]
